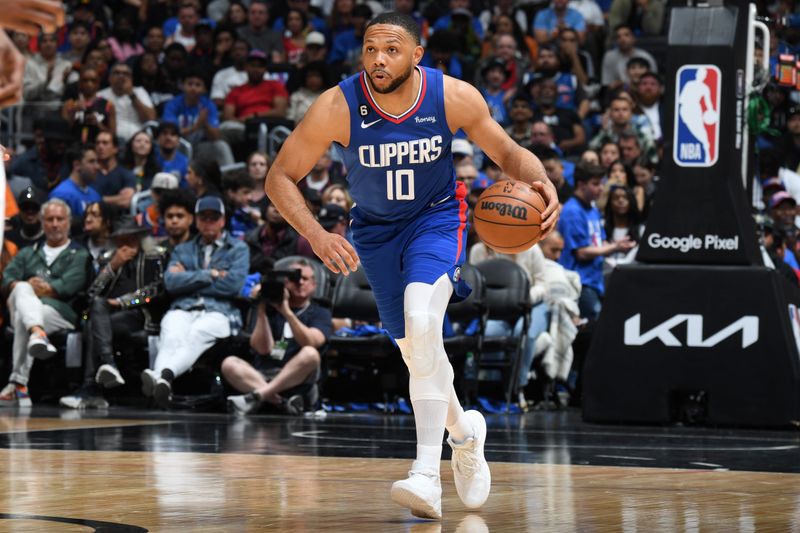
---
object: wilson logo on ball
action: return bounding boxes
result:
[479,201,528,220]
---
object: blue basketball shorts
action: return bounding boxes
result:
[350,182,470,339]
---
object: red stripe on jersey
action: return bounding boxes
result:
[359,68,427,125]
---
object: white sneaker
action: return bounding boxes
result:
[140,369,158,397]
[391,467,442,520]
[96,364,126,388]
[448,410,491,509]
[27,333,57,360]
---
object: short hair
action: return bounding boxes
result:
[40,198,71,220]
[638,71,662,85]
[290,257,316,280]
[159,188,196,215]
[366,11,421,45]
[95,130,119,148]
[574,161,605,183]
[529,144,559,162]
[69,20,91,34]
[626,57,650,70]
[181,67,209,87]
[66,143,96,166]
[223,169,256,192]
[618,130,640,145]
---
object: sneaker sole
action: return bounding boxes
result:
[97,368,125,388]
[390,485,442,520]
[29,344,56,360]
[140,371,156,397]
[153,381,171,408]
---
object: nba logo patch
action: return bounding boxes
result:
[673,65,721,167]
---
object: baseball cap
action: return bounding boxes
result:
[318,203,346,229]
[471,175,495,192]
[156,121,180,137]
[247,49,269,63]
[151,172,180,190]
[195,196,226,216]
[17,186,46,208]
[452,139,474,157]
[306,31,325,47]
[769,190,797,209]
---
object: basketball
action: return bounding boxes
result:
[703,110,718,125]
[473,180,546,254]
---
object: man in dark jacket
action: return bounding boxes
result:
[0,199,90,406]
[60,216,167,408]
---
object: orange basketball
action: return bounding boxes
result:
[473,180,545,254]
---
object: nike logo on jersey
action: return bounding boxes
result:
[361,118,382,129]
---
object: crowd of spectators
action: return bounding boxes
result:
[0,0,799,413]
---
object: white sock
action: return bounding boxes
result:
[445,386,473,443]
[411,397,448,474]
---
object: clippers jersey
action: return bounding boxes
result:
[336,66,455,223]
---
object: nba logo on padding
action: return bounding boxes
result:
[674,65,721,167]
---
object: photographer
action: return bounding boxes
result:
[224,258,331,415]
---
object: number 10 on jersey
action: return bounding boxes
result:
[386,169,415,200]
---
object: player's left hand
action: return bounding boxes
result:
[0,0,65,36]
[309,231,359,276]
[533,179,561,240]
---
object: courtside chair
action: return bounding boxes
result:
[475,258,532,410]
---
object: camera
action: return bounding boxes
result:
[261,269,302,305]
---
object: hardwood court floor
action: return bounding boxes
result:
[0,409,798,532]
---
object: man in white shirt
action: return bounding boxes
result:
[23,32,72,105]
[211,39,251,108]
[98,62,157,142]
[601,24,657,89]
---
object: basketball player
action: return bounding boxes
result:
[265,12,559,519]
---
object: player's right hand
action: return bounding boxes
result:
[309,231,359,276]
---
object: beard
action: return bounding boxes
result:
[367,64,414,94]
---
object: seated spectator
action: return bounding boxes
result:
[626,57,650,88]
[505,94,535,147]
[166,2,200,52]
[533,0,586,45]
[162,44,190,96]
[162,68,235,166]
[108,12,144,62]
[328,4,373,75]
[558,163,635,320]
[245,203,300,271]
[186,157,223,198]
[287,61,330,124]
[158,188,196,254]
[238,0,285,63]
[49,145,102,219]
[94,131,137,210]
[135,172,181,238]
[282,9,313,65]
[601,25,657,90]
[420,30,463,79]
[603,185,643,276]
[632,156,657,215]
[80,201,117,271]
[607,0,666,45]
[60,217,167,409]
[219,1,248,29]
[211,26,236,71]
[527,45,589,117]
[23,32,72,106]
[224,258,331,414]
[142,196,249,407]
[9,117,72,193]
[61,67,116,144]
[210,39,252,108]
[599,141,621,168]
[0,200,90,407]
[321,184,353,214]
[529,123,575,186]
[478,59,512,127]
[221,50,289,148]
[531,145,574,203]
[246,151,270,215]
[63,21,92,66]
[301,150,336,193]
[223,170,262,240]
[7,187,46,250]
[634,72,664,144]
[133,51,176,111]
[589,97,657,164]
[598,159,635,211]
[297,203,348,257]
[532,77,586,155]
[123,130,160,192]
[97,62,157,143]
[272,0,327,33]
[431,2,482,61]
[476,33,528,90]
[155,121,189,180]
